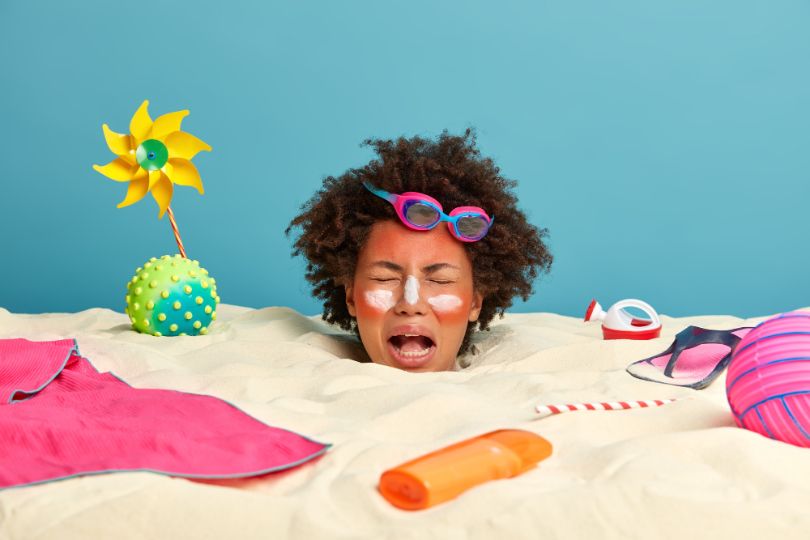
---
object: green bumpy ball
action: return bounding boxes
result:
[125,255,220,337]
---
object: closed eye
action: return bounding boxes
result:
[370,278,399,283]
[428,279,454,285]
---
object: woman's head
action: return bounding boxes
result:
[287,130,552,371]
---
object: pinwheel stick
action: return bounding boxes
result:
[165,206,187,259]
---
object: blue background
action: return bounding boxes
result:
[1,0,808,318]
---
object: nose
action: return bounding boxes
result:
[394,276,428,316]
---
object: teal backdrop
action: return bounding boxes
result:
[1,0,808,319]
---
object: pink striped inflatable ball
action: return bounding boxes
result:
[726,312,810,448]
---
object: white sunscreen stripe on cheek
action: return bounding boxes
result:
[404,275,420,305]
[427,294,463,312]
[364,290,395,312]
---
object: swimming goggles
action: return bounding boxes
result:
[363,181,493,242]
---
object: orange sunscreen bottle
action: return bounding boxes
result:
[379,429,552,510]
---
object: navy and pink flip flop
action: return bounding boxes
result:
[626,326,753,389]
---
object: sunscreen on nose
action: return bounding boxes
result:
[379,429,552,510]
[404,275,419,305]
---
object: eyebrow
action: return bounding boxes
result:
[369,261,460,273]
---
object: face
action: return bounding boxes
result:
[344,220,483,372]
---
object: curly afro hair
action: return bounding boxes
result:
[286,129,553,355]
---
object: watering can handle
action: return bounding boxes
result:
[608,299,660,329]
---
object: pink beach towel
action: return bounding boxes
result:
[0,338,329,489]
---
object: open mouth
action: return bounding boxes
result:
[387,333,437,367]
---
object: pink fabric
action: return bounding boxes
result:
[0,338,329,489]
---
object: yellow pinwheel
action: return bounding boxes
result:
[93,100,212,218]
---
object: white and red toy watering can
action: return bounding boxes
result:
[584,298,662,340]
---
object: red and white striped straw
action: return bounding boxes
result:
[536,398,679,418]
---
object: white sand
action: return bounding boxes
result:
[2,305,810,539]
